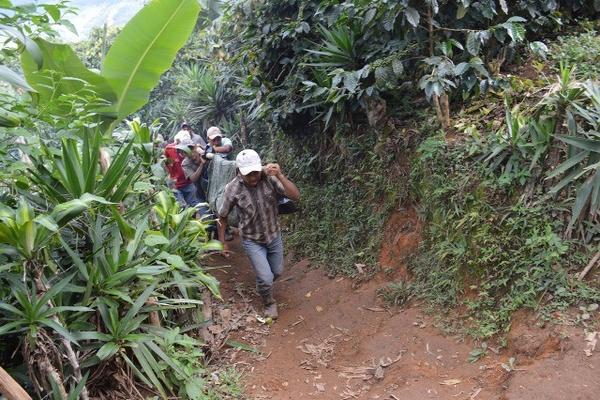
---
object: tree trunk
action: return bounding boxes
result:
[198,290,214,346]
[440,93,451,130]
[0,366,32,400]
[240,115,248,147]
[427,6,451,133]
[433,95,445,128]
[38,357,67,399]
[578,250,600,280]
[148,297,161,327]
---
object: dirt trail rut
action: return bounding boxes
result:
[209,211,600,400]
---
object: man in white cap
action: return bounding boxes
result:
[206,126,233,159]
[217,149,300,319]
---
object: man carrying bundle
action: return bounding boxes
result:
[217,149,300,319]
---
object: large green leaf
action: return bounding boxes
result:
[51,194,113,226]
[20,38,117,117]
[0,24,42,67]
[97,341,120,360]
[102,0,201,119]
[570,176,595,227]
[546,150,589,179]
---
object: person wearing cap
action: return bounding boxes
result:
[175,123,206,147]
[206,126,233,159]
[163,139,202,210]
[217,149,300,319]
[180,139,210,217]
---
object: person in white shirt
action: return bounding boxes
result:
[206,126,232,159]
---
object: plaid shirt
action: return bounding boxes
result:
[219,173,285,244]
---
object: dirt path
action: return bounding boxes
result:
[208,212,600,400]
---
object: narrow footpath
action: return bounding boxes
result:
[207,211,600,400]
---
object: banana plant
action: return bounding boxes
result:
[18,0,201,132]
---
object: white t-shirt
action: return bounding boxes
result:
[215,137,233,159]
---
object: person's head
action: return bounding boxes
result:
[181,123,192,131]
[190,146,204,163]
[236,149,262,187]
[207,126,223,146]
[175,139,194,158]
[174,130,191,144]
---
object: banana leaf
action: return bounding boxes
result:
[102,0,201,119]
[20,38,117,119]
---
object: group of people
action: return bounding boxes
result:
[163,124,233,219]
[162,124,300,319]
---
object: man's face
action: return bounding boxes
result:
[191,147,202,162]
[241,171,261,187]
[210,136,222,146]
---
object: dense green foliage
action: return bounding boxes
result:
[551,28,600,80]
[206,0,597,132]
[411,133,600,338]
[282,131,407,275]
[403,22,600,337]
[0,1,239,399]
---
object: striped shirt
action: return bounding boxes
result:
[218,173,285,244]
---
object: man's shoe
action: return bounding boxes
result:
[264,302,278,319]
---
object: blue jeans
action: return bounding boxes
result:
[242,233,284,298]
[173,183,209,217]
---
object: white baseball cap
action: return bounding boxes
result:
[207,126,222,140]
[236,149,262,176]
[174,130,191,143]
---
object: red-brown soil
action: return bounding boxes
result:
[208,209,600,399]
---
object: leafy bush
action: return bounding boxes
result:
[283,127,407,275]
[377,281,414,307]
[411,134,600,338]
[480,101,553,187]
[199,0,599,139]
[551,30,600,80]
[177,64,238,128]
